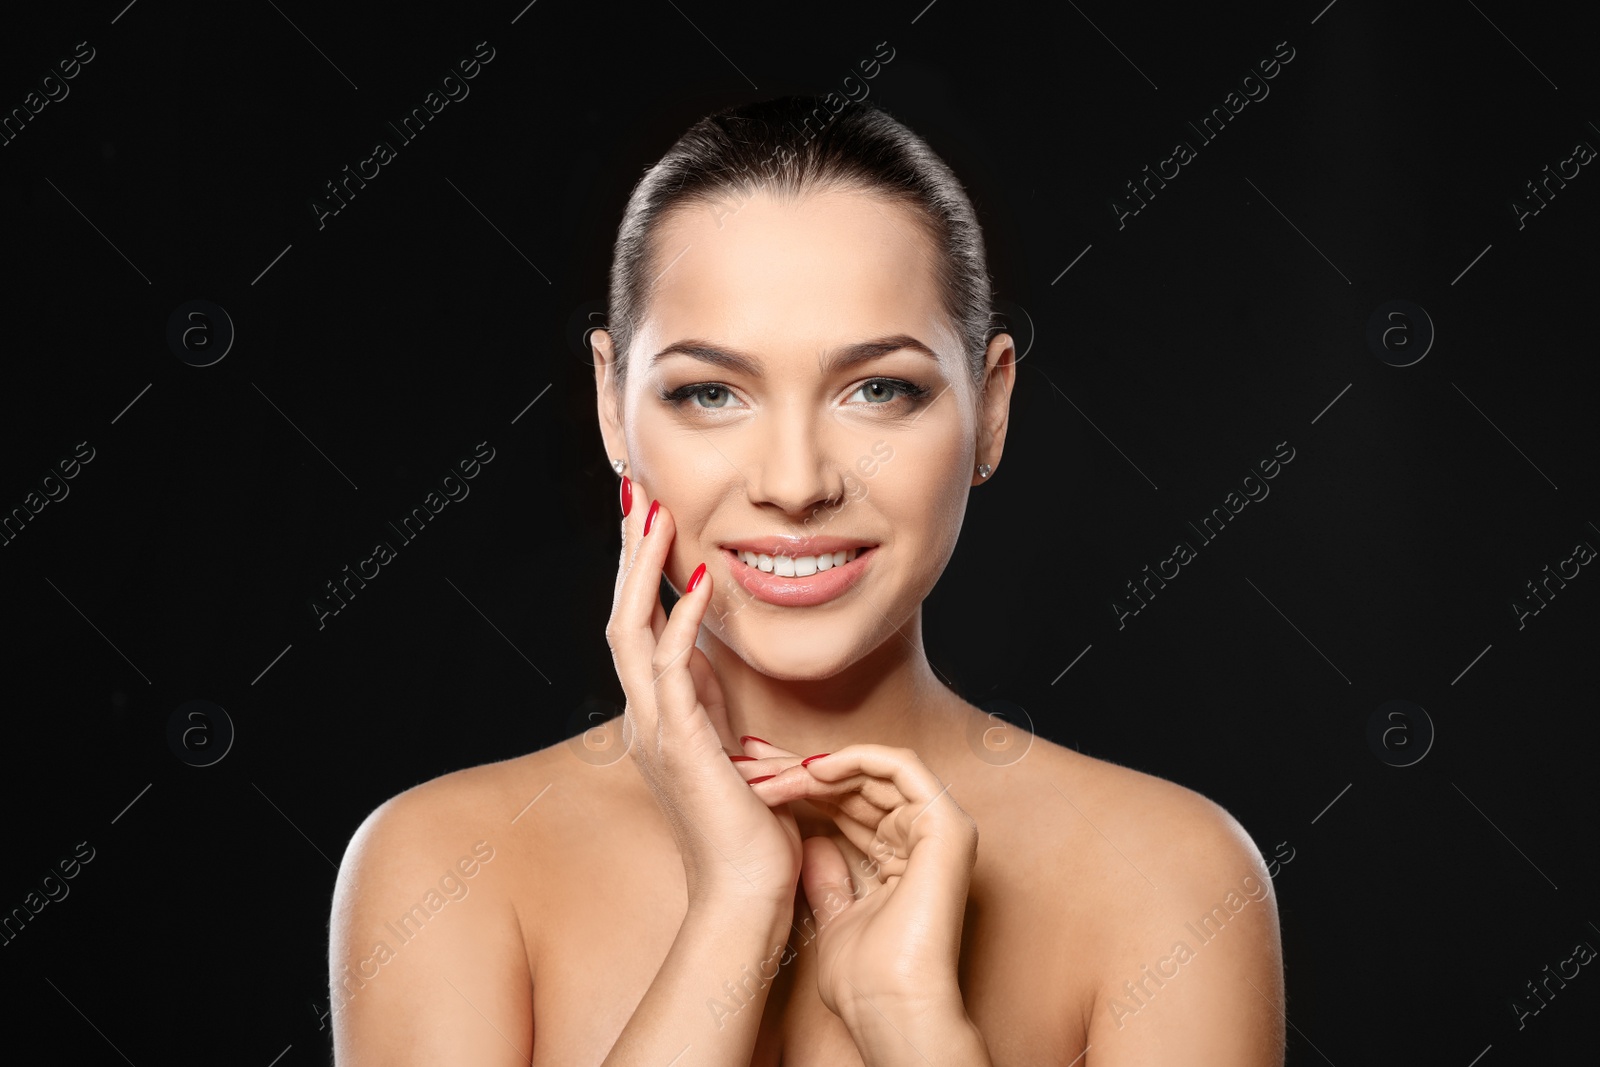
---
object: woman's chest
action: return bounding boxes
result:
[524,856,1094,1066]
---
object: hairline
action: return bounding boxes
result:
[613,181,962,392]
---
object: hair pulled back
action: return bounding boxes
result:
[605,95,993,388]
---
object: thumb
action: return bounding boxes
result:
[801,835,857,929]
[687,646,732,745]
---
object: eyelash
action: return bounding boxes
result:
[658,378,933,415]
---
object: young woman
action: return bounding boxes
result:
[329,96,1285,1066]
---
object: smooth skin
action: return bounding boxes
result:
[328,187,1285,1065]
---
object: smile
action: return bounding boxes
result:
[734,547,862,575]
[721,546,875,607]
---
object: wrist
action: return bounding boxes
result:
[837,982,963,1022]
[684,890,793,944]
[840,991,988,1066]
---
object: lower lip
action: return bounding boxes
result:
[721,547,876,607]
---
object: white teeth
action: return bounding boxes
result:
[735,547,863,576]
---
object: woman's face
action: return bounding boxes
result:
[595,186,1012,681]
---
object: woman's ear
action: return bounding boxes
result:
[974,331,1016,483]
[592,328,627,463]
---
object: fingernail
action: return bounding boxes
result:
[687,562,707,592]
[801,753,830,766]
[739,735,770,746]
[643,499,660,536]
[729,755,758,762]
[747,774,775,784]
[620,474,633,517]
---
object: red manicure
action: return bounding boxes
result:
[729,755,758,762]
[739,735,770,746]
[747,774,775,784]
[643,499,660,536]
[620,474,632,517]
[687,562,707,592]
[801,753,830,766]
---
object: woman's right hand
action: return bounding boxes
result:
[606,483,803,914]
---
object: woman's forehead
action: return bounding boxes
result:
[636,188,955,364]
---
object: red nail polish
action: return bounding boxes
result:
[739,735,770,746]
[643,499,660,536]
[729,755,758,762]
[747,774,775,784]
[620,474,633,517]
[801,753,830,766]
[687,562,707,592]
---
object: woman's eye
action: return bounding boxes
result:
[848,378,931,408]
[662,383,744,410]
[660,378,930,415]
[687,384,739,409]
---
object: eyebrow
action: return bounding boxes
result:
[648,334,939,377]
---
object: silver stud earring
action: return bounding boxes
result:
[612,458,626,475]
[976,463,992,479]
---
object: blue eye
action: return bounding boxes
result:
[849,379,928,405]
[657,383,745,410]
[682,384,739,409]
[658,378,932,415]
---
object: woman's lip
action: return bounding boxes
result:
[719,539,879,557]
[721,546,875,607]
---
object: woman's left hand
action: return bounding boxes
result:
[734,739,984,1040]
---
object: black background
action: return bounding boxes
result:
[2,1,1596,1063]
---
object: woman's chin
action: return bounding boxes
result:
[740,648,856,682]
[715,624,863,681]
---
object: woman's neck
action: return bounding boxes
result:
[696,609,972,763]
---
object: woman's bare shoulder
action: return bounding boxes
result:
[334,728,623,885]
[1000,734,1283,1055]
[974,733,1275,938]
[1001,732,1267,877]
[357,746,558,827]
[327,735,623,1064]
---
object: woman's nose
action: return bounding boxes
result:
[746,423,845,517]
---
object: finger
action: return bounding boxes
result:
[730,755,802,778]
[795,770,905,817]
[796,790,894,834]
[732,737,810,795]
[800,835,858,926]
[649,537,717,736]
[688,646,731,743]
[800,794,900,864]
[612,491,661,615]
[609,497,676,699]
[848,825,904,883]
[800,745,945,808]
[738,757,810,800]
[894,805,979,938]
[817,824,888,895]
[612,477,649,600]
[804,747,976,918]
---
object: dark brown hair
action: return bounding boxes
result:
[604,95,993,388]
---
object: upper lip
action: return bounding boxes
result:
[718,535,879,558]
